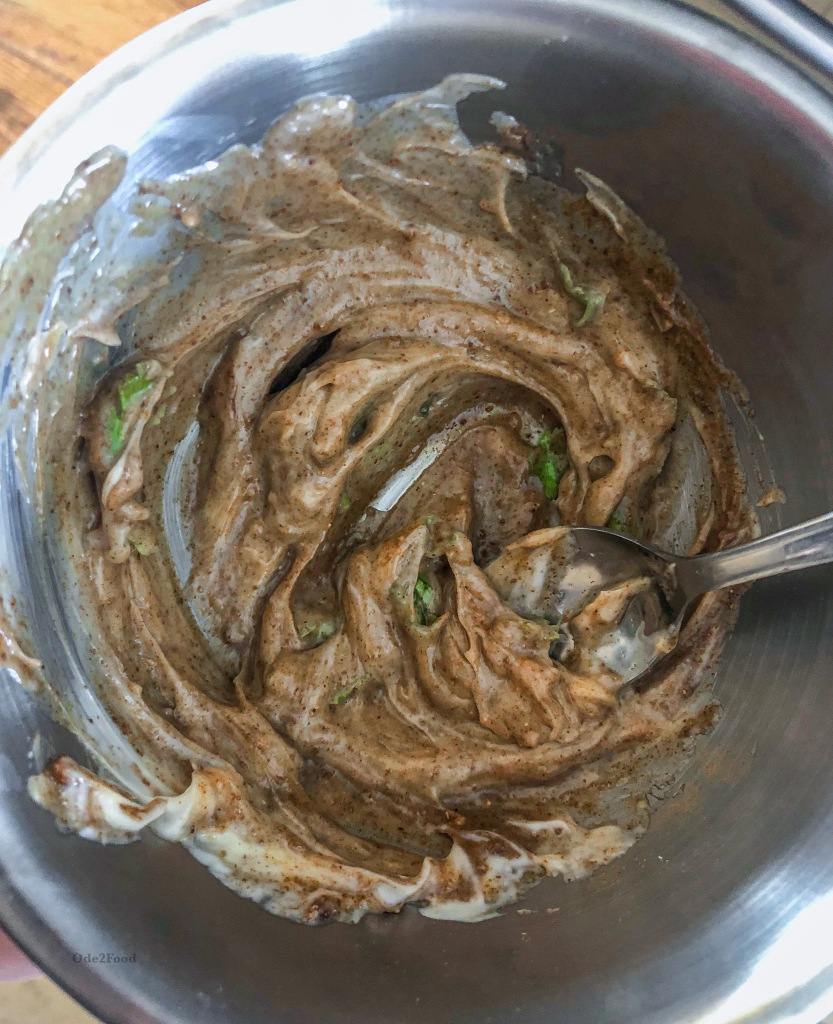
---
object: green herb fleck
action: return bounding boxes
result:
[419,396,434,416]
[414,574,437,626]
[558,263,605,327]
[369,439,392,461]
[299,620,336,645]
[338,492,351,512]
[330,675,369,707]
[529,429,568,500]
[607,512,633,536]
[520,616,567,660]
[128,528,155,561]
[543,622,567,660]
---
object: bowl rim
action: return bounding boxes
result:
[4,0,833,251]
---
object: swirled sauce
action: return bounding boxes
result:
[1,76,757,923]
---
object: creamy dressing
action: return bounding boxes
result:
[0,76,757,924]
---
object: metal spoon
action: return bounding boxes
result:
[486,511,833,688]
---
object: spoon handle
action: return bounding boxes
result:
[677,510,833,596]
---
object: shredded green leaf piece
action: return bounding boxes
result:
[118,368,154,410]
[338,492,351,512]
[414,574,437,626]
[558,263,605,327]
[106,407,125,455]
[108,364,156,458]
[330,675,369,707]
[529,429,567,500]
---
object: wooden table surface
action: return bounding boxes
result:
[0,0,202,155]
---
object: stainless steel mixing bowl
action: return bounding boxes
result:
[3,2,833,1022]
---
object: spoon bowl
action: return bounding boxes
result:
[487,526,681,687]
[489,510,833,687]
